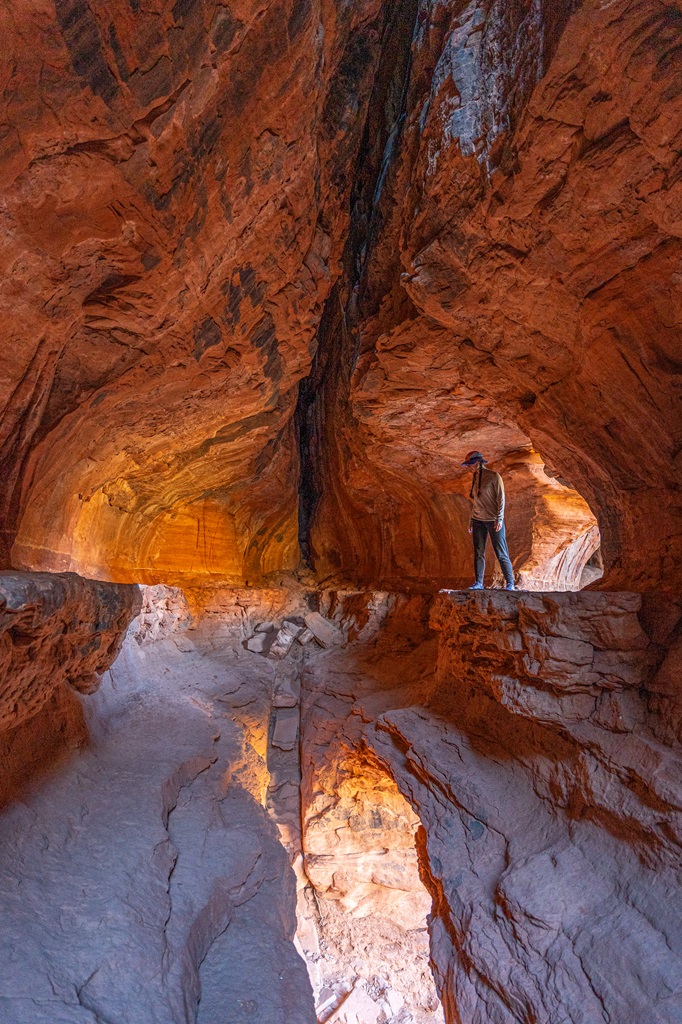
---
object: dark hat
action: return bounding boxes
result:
[461,451,488,467]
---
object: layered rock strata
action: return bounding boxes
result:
[0,570,139,806]
[0,0,389,585]
[300,0,682,591]
[7,1,681,589]
[300,589,682,1023]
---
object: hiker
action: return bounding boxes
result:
[461,451,516,591]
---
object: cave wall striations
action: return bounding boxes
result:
[0,0,388,585]
[0,571,140,806]
[301,0,682,591]
[2,1,679,591]
[300,590,682,1023]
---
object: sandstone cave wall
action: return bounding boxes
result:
[302,0,682,591]
[2,0,679,591]
[0,0,390,585]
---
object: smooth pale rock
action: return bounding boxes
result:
[247,633,270,654]
[304,612,343,649]
[384,987,405,1015]
[272,707,299,751]
[0,613,316,1023]
[331,983,382,1024]
[256,622,280,634]
[296,627,316,646]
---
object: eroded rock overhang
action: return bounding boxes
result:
[2,0,679,591]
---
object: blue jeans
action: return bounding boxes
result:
[472,520,514,586]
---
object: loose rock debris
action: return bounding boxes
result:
[246,614,343,660]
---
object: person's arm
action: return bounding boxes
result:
[494,475,505,531]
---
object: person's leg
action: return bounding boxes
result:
[472,520,488,585]
[490,522,515,585]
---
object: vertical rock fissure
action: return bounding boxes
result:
[295,0,419,569]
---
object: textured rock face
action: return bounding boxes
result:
[302,0,682,591]
[0,583,680,1022]
[0,570,139,729]
[0,570,139,806]
[0,0,386,584]
[421,591,682,1022]
[398,0,682,590]
[299,590,682,1023]
[5,1,679,589]
[0,2,681,1020]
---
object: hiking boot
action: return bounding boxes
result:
[469,582,484,590]
[505,582,516,591]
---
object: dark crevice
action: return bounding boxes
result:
[295,0,419,567]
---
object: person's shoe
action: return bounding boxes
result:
[469,582,484,590]
[505,582,516,591]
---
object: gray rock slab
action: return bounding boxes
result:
[272,707,299,750]
[247,632,270,654]
[304,612,343,649]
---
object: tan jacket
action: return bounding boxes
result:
[469,466,505,525]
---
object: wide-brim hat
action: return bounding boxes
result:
[461,451,488,467]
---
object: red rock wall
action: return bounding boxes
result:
[0,0,387,584]
[302,0,682,591]
[0,570,140,804]
[1,1,678,589]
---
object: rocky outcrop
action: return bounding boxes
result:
[0,570,139,730]
[0,570,139,807]
[300,589,682,1023]
[1,581,679,1022]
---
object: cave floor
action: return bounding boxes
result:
[0,622,315,1024]
[0,613,444,1024]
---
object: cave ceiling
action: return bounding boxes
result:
[0,0,680,589]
